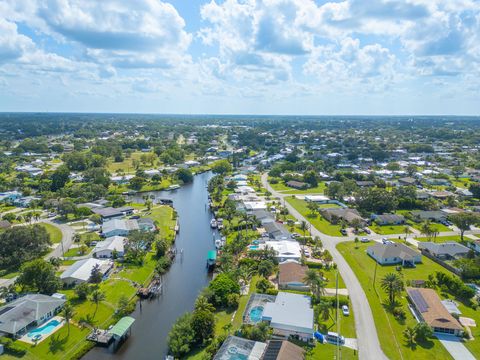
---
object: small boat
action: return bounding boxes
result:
[217,218,224,230]
[210,218,218,228]
[166,184,181,191]
[174,221,179,233]
[215,239,222,249]
[207,250,217,271]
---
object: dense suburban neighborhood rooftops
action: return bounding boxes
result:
[406,287,463,331]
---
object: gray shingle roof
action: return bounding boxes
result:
[368,242,420,261]
[0,294,65,335]
[418,242,470,257]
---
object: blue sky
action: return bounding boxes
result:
[0,0,479,115]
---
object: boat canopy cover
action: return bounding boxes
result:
[207,250,217,260]
[109,316,135,338]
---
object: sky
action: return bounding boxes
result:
[0,0,479,115]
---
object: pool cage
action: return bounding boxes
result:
[213,335,267,360]
[242,293,276,325]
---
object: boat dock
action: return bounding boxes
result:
[87,329,113,346]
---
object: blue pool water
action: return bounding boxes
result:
[249,306,264,323]
[248,245,259,250]
[27,319,61,338]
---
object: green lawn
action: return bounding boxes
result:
[337,242,455,360]
[40,223,63,244]
[410,222,451,233]
[145,205,176,244]
[370,224,410,235]
[286,197,343,236]
[416,235,462,243]
[307,343,358,359]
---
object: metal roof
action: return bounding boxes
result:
[109,316,135,338]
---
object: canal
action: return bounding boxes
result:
[84,171,216,359]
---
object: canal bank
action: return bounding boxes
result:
[84,171,217,359]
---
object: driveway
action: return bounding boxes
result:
[436,334,476,360]
[262,173,388,360]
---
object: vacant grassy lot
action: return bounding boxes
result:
[337,242,454,360]
[416,235,462,243]
[370,224,410,235]
[286,197,343,236]
[41,223,63,244]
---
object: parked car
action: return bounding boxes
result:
[303,249,311,257]
[291,233,300,238]
[364,228,371,234]
[340,229,347,236]
[342,305,350,316]
[130,215,140,219]
[361,237,370,243]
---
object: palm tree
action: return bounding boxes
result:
[62,302,75,337]
[194,295,215,313]
[380,273,404,306]
[300,220,309,250]
[317,299,332,321]
[420,220,433,241]
[403,226,412,242]
[90,289,106,317]
[303,269,325,299]
[403,326,416,347]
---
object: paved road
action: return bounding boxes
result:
[262,173,389,360]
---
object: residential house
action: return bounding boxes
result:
[0,294,65,338]
[411,210,447,223]
[367,242,422,266]
[286,181,308,190]
[431,191,455,199]
[92,206,134,222]
[263,222,291,240]
[372,214,406,225]
[398,177,417,186]
[101,218,154,238]
[278,261,309,291]
[263,241,301,263]
[214,336,267,360]
[418,242,470,260]
[93,236,125,259]
[262,292,314,341]
[355,180,375,187]
[320,208,365,225]
[60,258,113,286]
[262,340,305,360]
[406,287,463,336]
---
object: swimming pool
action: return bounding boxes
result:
[27,319,61,338]
[249,306,264,323]
[248,245,259,250]
[227,346,248,360]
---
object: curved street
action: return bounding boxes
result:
[262,173,389,360]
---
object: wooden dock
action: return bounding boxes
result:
[87,329,113,346]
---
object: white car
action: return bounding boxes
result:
[360,237,369,243]
[342,305,350,316]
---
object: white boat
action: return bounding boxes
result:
[215,239,222,249]
[210,218,218,228]
[167,184,180,191]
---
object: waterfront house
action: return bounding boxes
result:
[263,241,301,263]
[101,218,154,238]
[92,206,134,222]
[367,242,422,266]
[213,336,267,360]
[406,287,463,336]
[60,258,113,286]
[93,236,126,259]
[0,294,65,338]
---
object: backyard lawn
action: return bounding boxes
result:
[40,223,63,244]
[409,221,451,233]
[286,197,343,236]
[337,242,456,360]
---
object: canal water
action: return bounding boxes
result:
[84,171,217,359]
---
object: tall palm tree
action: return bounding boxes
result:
[303,269,326,299]
[420,220,433,241]
[403,226,412,242]
[380,273,404,305]
[62,302,75,337]
[90,289,106,317]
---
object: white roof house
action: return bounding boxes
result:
[262,292,314,341]
[102,219,139,238]
[262,241,301,262]
[60,258,113,286]
[93,236,125,259]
